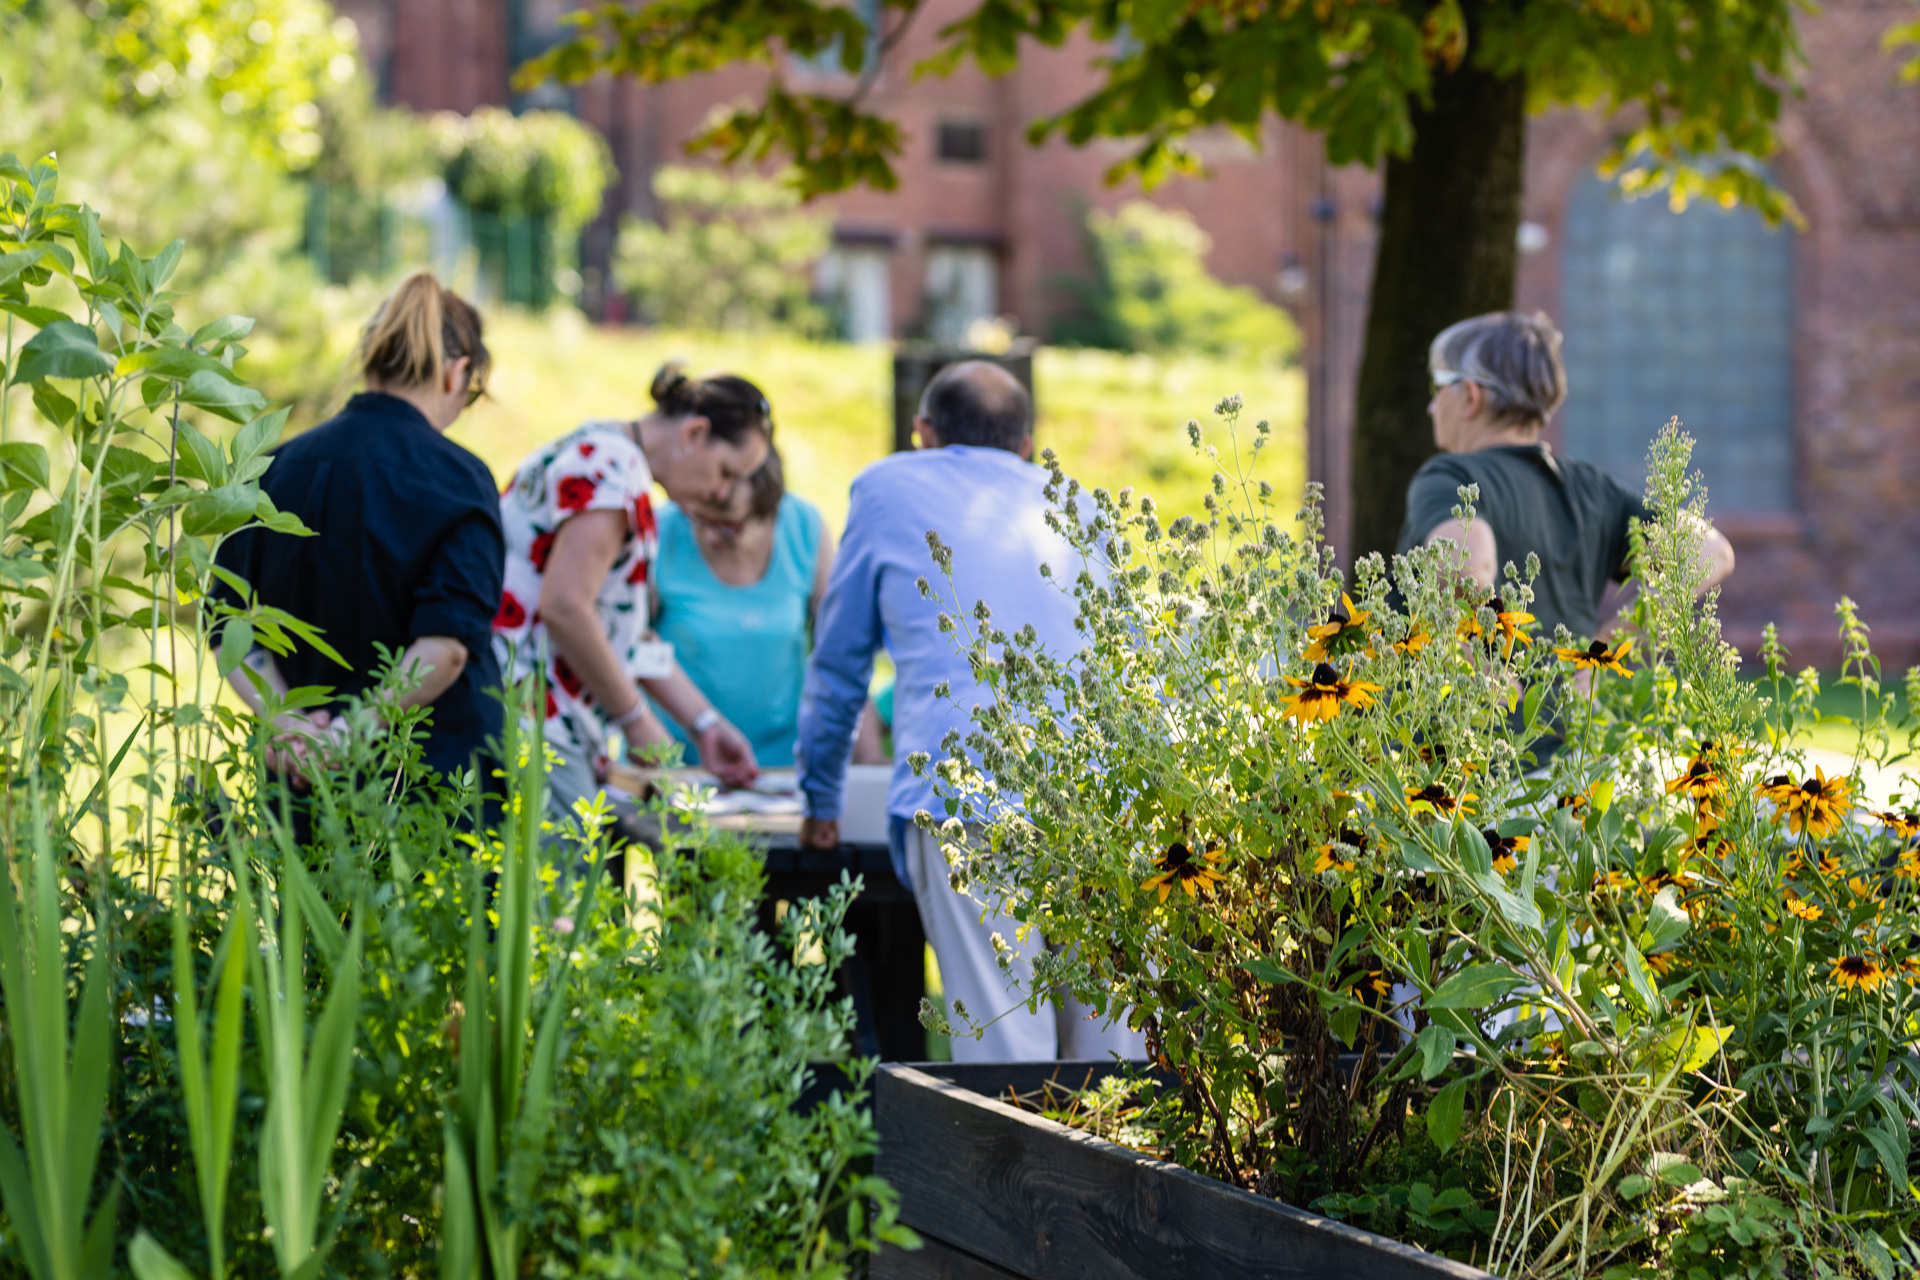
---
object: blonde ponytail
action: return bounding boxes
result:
[359,270,490,398]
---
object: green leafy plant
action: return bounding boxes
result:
[0,147,901,1280]
[0,811,120,1280]
[1055,202,1299,364]
[915,399,1920,1273]
[613,165,831,335]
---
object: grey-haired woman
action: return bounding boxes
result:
[1396,309,1733,649]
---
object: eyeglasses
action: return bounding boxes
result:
[1429,369,1469,396]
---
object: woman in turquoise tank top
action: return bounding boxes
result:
[651,446,858,767]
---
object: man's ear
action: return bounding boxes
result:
[1018,433,1033,461]
[444,355,471,397]
[913,417,940,450]
[1462,380,1486,421]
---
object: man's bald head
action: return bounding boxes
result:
[916,360,1033,454]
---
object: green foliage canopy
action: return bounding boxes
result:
[433,107,614,233]
[613,165,832,334]
[90,0,362,170]
[522,0,1806,218]
[1056,201,1299,363]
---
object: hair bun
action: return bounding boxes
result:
[650,361,692,412]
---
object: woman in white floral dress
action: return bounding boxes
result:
[493,363,767,819]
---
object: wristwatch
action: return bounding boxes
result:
[690,708,721,735]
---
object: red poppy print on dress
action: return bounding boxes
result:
[557,475,597,512]
[528,529,556,571]
[552,653,585,698]
[544,687,559,720]
[626,557,649,585]
[632,493,657,539]
[579,442,596,458]
[493,590,527,630]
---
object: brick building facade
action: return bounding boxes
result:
[337,0,1920,668]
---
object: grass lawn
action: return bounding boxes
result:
[454,311,1306,536]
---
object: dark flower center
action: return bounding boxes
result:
[1588,640,1608,657]
[1310,662,1341,686]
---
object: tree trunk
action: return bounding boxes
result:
[1348,61,1527,562]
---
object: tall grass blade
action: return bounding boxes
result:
[0,802,119,1280]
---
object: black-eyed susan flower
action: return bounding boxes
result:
[1344,969,1392,1000]
[1785,851,1844,880]
[1872,809,1920,841]
[1556,790,1590,818]
[1140,840,1229,903]
[1554,636,1634,676]
[1393,620,1432,656]
[1458,597,1535,659]
[1899,952,1920,986]
[1405,784,1475,818]
[1831,954,1887,992]
[1763,767,1855,838]
[1592,870,1636,895]
[1646,951,1678,977]
[1281,662,1384,724]
[1482,827,1529,874]
[1667,754,1726,803]
[1313,826,1369,874]
[1896,849,1920,881]
[1756,774,1802,806]
[1305,593,1374,663]
[1782,888,1822,922]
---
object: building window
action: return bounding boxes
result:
[816,244,892,343]
[936,121,987,164]
[1557,173,1796,513]
[923,244,998,345]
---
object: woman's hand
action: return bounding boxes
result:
[697,718,759,788]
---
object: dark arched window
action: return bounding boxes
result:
[1557,175,1796,513]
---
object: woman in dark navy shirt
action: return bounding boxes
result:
[215,271,504,781]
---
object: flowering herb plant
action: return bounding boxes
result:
[917,402,1920,1274]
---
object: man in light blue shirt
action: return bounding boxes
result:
[796,361,1142,1063]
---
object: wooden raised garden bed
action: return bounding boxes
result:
[873,1062,1496,1280]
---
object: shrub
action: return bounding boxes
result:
[433,107,614,234]
[0,153,902,1280]
[920,403,1920,1273]
[613,166,831,334]
[1054,202,1300,364]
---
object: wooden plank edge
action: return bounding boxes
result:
[877,1064,1497,1280]
[874,1234,1027,1280]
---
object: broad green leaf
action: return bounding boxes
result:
[1618,1174,1653,1199]
[218,617,254,679]
[192,315,256,347]
[1241,956,1295,985]
[181,485,258,537]
[1427,963,1524,1010]
[1861,1125,1908,1192]
[129,1231,197,1280]
[0,301,71,329]
[0,248,38,289]
[12,320,112,383]
[1413,1023,1453,1080]
[1426,1077,1469,1153]
[1658,1023,1729,1074]
[0,442,49,490]
[100,446,158,494]
[115,346,241,383]
[1638,885,1690,956]
[29,382,75,427]
[233,406,289,462]
[149,239,185,290]
[180,370,266,423]
[174,421,228,486]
